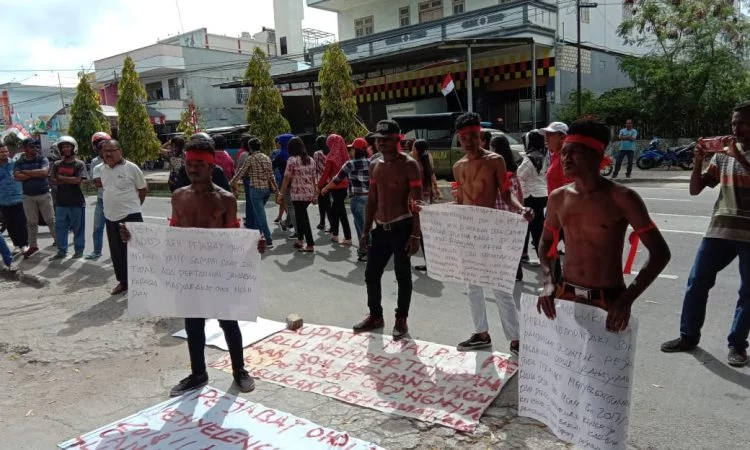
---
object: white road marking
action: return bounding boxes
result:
[659,228,704,235]
[143,215,166,220]
[651,212,711,219]
[628,271,679,280]
[642,197,697,202]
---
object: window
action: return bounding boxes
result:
[235,88,249,105]
[167,78,181,100]
[419,0,443,23]
[399,6,410,27]
[355,16,374,38]
[452,0,465,14]
[581,2,590,23]
[280,37,288,55]
[145,81,163,101]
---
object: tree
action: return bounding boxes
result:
[318,44,367,141]
[115,56,161,165]
[244,47,290,153]
[68,74,110,159]
[176,103,206,136]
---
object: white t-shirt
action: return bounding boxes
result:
[101,160,147,221]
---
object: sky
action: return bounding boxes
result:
[0,0,337,87]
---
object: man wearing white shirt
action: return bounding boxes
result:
[99,140,147,295]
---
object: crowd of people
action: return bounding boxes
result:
[1,101,749,397]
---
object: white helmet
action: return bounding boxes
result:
[56,135,78,154]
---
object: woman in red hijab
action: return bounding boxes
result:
[317,134,352,244]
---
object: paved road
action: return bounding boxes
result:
[1,183,747,449]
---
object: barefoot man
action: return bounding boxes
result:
[452,112,531,354]
[353,119,422,339]
[121,138,265,396]
[537,117,671,332]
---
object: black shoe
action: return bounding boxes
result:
[234,369,256,392]
[170,373,209,397]
[660,337,698,353]
[520,254,530,263]
[516,266,523,281]
[353,315,384,333]
[457,333,492,351]
[414,265,427,271]
[728,347,748,367]
[393,317,408,339]
[317,224,325,230]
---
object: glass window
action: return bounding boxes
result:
[400,6,410,27]
[355,16,374,38]
[419,1,443,23]
[145,81,163,101]
[235,88,249,105]
[452,0,465,14]
[167,78,181,100]
[280,37,288,55]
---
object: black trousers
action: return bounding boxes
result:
[522,196,548,257]
[185,318,244,375]
[293,201,314,246]
[613,150,634,177]
[365,218,413,318]
[0,203,28,248]
[329,188,351,240]
[105,213,143,285]
[317,192,331,227]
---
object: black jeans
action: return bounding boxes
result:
[522,196,547,257]
[613,150,634,177]
[317,192,331,227]
[365,218,413,318]
[0,203,28,248]
[185,318,244,375]
[293,200,314,246]
[330,188,351,240]
[105,212,143,285]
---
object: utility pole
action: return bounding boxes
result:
[57,73,67,116]
[576,1,598,116]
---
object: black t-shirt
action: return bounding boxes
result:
[51,159,86,207]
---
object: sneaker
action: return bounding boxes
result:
[265,243,274,249]
[510,340,520,356]
[23,246,39,259]
[357,254,368,262]
[352,315,385,333]
[660,337,698,353]
[169,373,209,397]
[234,369,256,392]
[458,333,492,351]
[393,317,408,339]
[414,265,427,271]
[72,252,84,259]
[84,252,102,260]
[728,347,748,367]
[48,252,66,261]
[520,254,530,263]
[2,264,18,273]
[288,233,299,240]
[280,222,288,232]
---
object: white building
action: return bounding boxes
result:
[0,83,75,131]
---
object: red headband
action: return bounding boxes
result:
[185,151,215,164]
[564,134,606,154]
[457,125,482,136]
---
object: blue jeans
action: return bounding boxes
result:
[680,238,750,350]
[350,194,367,255]
[55,206,85,254]
[243,179,256,230]
[92,198,105,254]
[249,188,272,244]
[0,235,11,266]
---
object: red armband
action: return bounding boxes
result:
[409,180,423,188]
[168,217,177,227]
[232,219,241,228]
[623,221,657,274]
[409,199,419,214]
[543,221,561,259]
[501,173,512,194]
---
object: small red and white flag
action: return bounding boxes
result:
[441,73,455,96]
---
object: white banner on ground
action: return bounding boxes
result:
[172,318,286,350]
[210,324,518,432]
[127,223,261,321]
[420,204,527,294]
[58,386,383,450]
[518,294,638,450]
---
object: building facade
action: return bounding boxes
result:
[0,83,75,131]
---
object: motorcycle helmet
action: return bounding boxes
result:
[190,132,214,144]
[56,135,78,155]
[91,131,111,149]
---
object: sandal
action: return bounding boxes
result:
[299,246,315,253]
[293,241,304,249]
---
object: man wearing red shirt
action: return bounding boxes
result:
[212,135,235,180]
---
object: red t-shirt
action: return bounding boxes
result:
[545,151,572,195]
[214,151,235,180]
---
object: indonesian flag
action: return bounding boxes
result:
[441,73,455,96]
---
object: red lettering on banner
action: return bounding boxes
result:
[197,387,221,408]
[432,347,450,358]
[464,405,484,420]
[209,356,232,370]
[480,354,512,372]
[326,330,345,342]
[306,427,325,438]
[267,359,291,369]
[278,418,308,435]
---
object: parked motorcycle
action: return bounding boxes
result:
[637,138,695,170]
[600,154,614,176]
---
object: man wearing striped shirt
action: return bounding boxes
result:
[662,101,750,367]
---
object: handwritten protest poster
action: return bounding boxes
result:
[420,204,527,294]
[58,386,383,450]
[518,294,638,450]
[127,223,261,321]
[173,317,286,350]
[210,324,518,432]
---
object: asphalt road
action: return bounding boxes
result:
[1,183,747,449]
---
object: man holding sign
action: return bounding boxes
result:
[121,138,265,397]
[537,117,670,331]
[452,112,531,354]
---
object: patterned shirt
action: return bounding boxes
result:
[313,150,327,180]
[231,152,278,193]
[704,150,750,242]
[495,173,524,212]
[285,156,316,202]
[333,157,370,196]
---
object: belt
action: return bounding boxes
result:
[560,282,624,302]
[376,217,412,231]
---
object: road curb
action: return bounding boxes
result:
[0,270,50,288]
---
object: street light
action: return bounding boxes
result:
[577,0,598,116]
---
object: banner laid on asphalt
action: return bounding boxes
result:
[518,294,638,450]
[420,204,527,295]
[58,386,383,450]
[127,223,261,321]
[210,324,518,431]
[172,317,286,350]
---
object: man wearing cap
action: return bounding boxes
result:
[537,116,670,333]
[321,137,371,262]
[13,138,56,258]
[353,120,423,338]
[612,119,638,179]
[0,141,28,254]
[539,121,570,280]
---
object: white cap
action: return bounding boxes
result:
[539,122,569,135]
